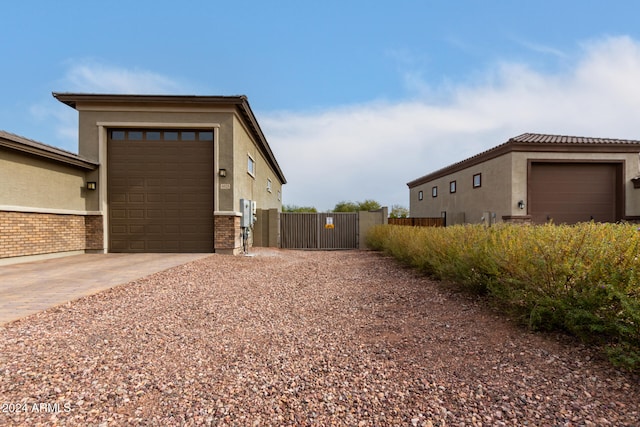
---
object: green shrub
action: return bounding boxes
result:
[366,222,640,371]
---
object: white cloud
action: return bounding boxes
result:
[262,35,640,211]
[63,60,185,94]
[30,60,187,152]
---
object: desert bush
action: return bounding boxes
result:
[366,222,640,371]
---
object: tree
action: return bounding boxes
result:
[358,199,381,211]
[333,199,382,212]
[282,204,317,213]
[389,204,409,218]
[333,201,359,212]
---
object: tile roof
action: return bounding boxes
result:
[407,132,640,188]
[509,132,640,145]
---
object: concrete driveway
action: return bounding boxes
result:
[0,253,213,325]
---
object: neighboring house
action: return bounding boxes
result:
[407,133,640,225]
[0,93,286,263]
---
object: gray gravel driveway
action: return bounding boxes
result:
[1,249,638,426]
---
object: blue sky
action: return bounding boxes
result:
[4,1,640,211]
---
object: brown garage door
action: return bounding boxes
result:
[529,162,620,224]
[108,129,214,252]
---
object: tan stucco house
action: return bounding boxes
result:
[408,133,640,225]
[0,93,286,264]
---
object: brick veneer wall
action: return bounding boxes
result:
[0,211,103,259]
[214,215,242,254]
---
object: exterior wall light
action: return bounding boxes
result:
[87,182,97,190]
[518,200,525,210]
[218,169,227,177]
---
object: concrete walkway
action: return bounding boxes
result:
[0,253,213,325]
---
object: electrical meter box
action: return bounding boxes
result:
[240,199,253,227]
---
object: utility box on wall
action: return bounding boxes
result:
[240,199,251,227]
[240,199,255,227]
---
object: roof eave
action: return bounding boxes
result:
[0,131,98,170]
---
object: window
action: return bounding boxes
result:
[247,155,256,177]
[181,131,196,141]
[146,131,161,140]
[450,181,456,193]
[418,190,423,201]
[432,186,438,197]
[199,131,214,141]
[110,130,125,140]
[107,129,214,142]
[164,131,179,141]
[473,173,482,188]
[277,190,281,201]
[267,178,272,192]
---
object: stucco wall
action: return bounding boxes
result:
[410,153,513,224]
[232,115,283,212]
[410,150,640,223]
[0,149,89,211]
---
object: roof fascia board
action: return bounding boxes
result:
[52,93,247,109]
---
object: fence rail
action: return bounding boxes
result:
[388,217,444,227]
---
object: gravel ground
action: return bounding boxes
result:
[1,249,638,426]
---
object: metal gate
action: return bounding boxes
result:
[280,212,358,249]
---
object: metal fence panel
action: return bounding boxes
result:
[280,212,358,249]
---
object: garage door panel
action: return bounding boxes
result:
[146,193,164,203]
[530,163,618,224]
[108,133,214,253]
[164,224,180,234]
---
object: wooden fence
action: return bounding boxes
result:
[387,217,445,227]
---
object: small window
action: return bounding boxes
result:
[267,178,272,192]
[277,190,281,201]
[432,186,438,197]
[199,131,214,141]
[247,155,256,177]
[128,131,143,140]
[164,131,179,141]
[450,181,456,193]
[146,131,161,140]
[473,173,482,188]
[181,131,196,141]
[418,190,423,201]
[111,130,125,140]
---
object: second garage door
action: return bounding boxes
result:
[108,129,214,253]
[529,162,621,224]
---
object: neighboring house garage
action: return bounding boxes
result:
[408,133,640,225]
[529,161,621,224]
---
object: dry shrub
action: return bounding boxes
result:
[366,222,640,371]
